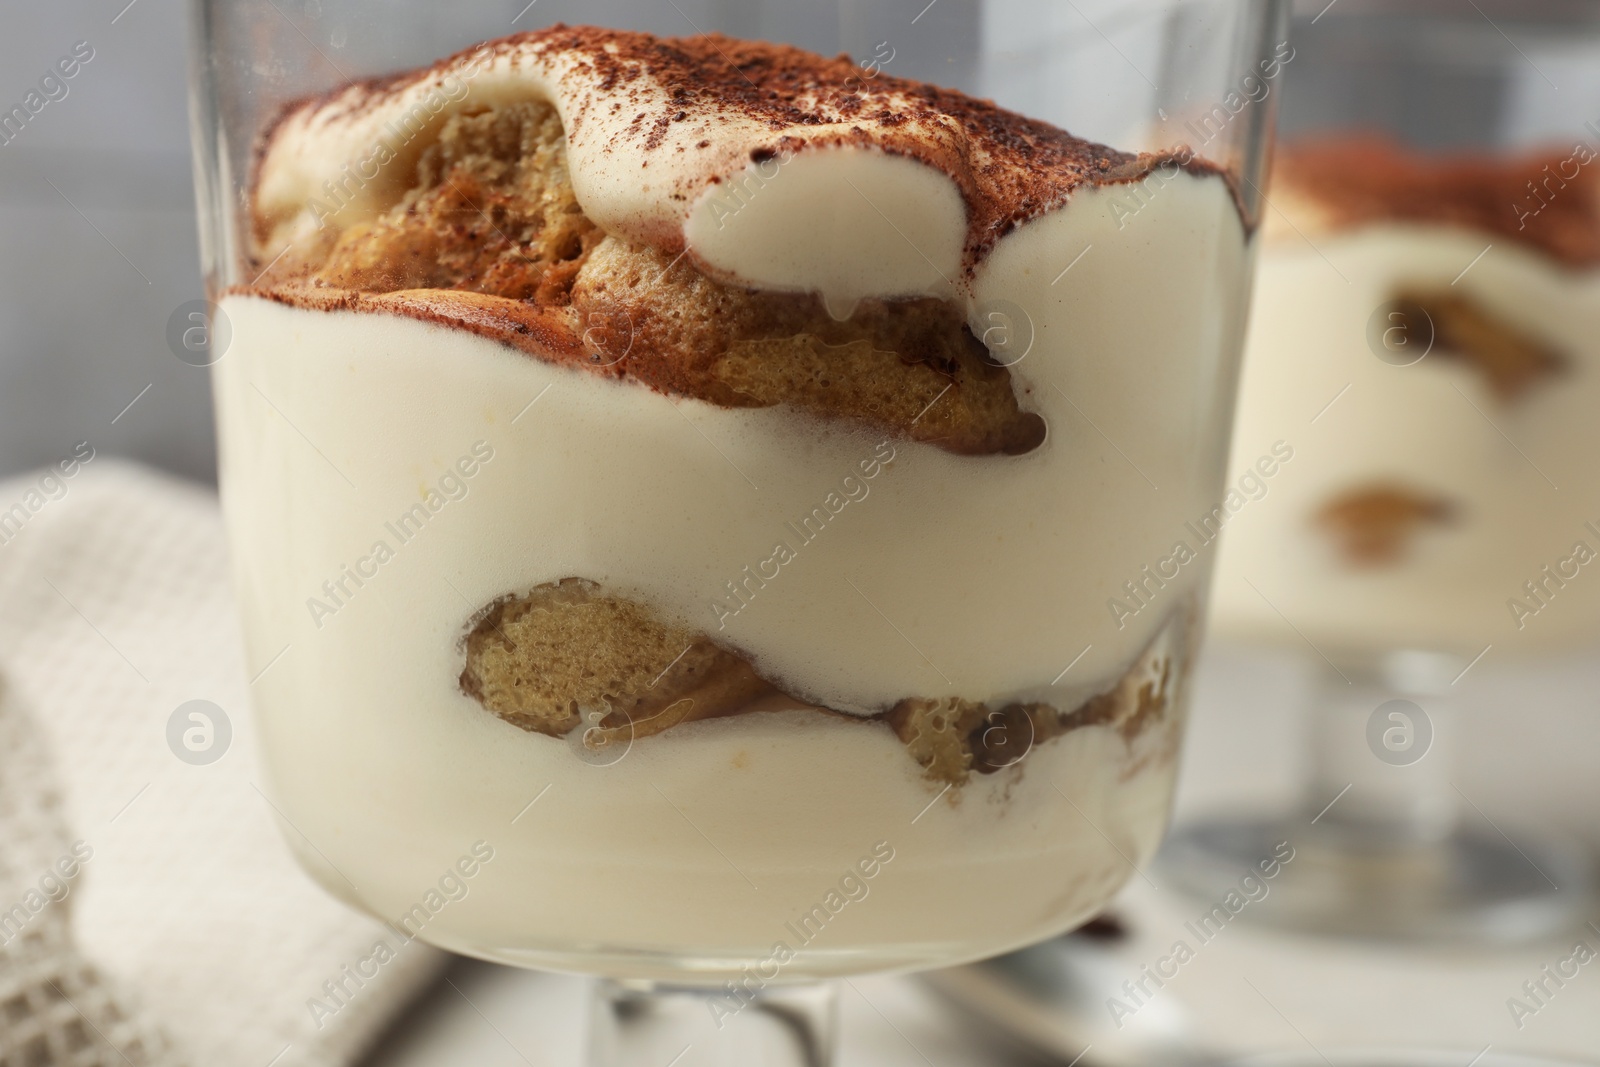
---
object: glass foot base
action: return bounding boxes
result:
[1155,815,1595,945]
[589,979,838,1067]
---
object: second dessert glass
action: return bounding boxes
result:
[1176,0,1600,945]
[187,1,1285,1063]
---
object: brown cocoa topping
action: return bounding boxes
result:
[1277,136,1600,267]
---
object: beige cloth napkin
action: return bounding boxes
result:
[0,461,446,1067]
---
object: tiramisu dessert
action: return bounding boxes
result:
[216,27,1252,977]
[1212,137,1600,656]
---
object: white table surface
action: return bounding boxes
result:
[361,642,1600,1065]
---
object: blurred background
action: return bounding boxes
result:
[0,0,212,483]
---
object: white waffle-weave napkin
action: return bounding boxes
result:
[0,460,446,1067]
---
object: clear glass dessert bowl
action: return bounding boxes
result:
[187,2,1284,1062]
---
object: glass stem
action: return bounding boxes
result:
[1305,651,1460,845]
[589,979,839,1067]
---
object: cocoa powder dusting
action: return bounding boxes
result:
[1278,135,1600,267]
[259,25,1241,273]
